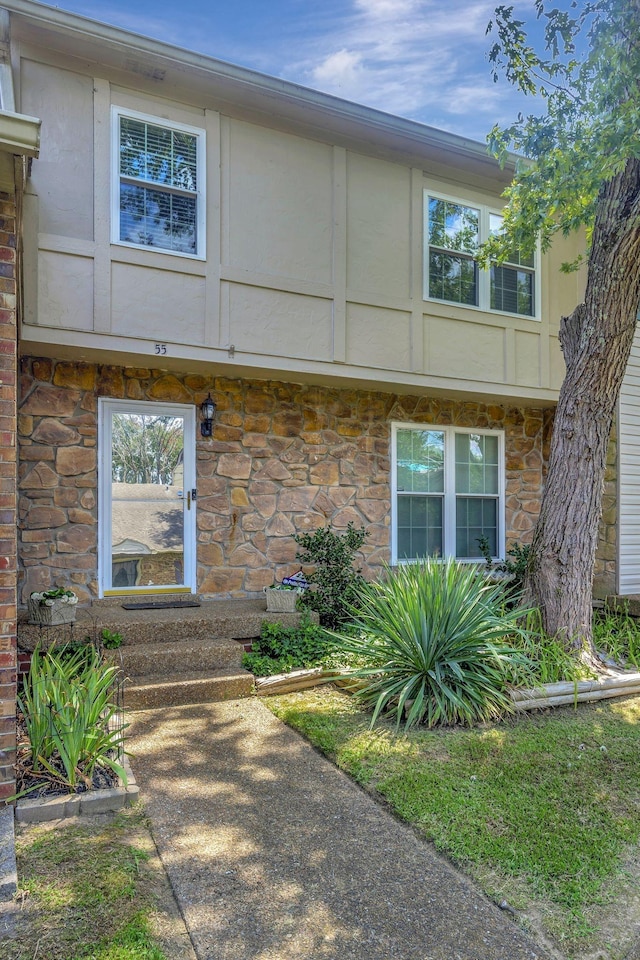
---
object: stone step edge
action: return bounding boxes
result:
[126,667,254,688]
[125,669,254,710]
[114,637,243,654]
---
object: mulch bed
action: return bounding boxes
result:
[14,717,120,800]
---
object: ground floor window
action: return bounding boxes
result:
[391,422,505,563]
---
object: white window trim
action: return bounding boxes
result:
[111,106,206,260]
[390,421,506,565]
[423,189,541,321]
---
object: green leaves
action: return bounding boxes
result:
[294,522,369,629]
[330,559,532,730]
[18,644,128,792]
[481,0,640,271]
[242,613,331,676]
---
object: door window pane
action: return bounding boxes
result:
[111,413,185,587]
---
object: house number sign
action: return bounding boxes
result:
[154,343,168,355]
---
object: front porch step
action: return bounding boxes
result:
[18,599,313,651]
[125,668,254,711]
[119,636,243,680]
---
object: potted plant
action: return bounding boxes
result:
[263,582,304,613]
[28,588,78,626]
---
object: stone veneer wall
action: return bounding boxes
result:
[18,358,548,601]
[0,190,17,804]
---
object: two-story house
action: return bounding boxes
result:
[1,0,638,796]
[5,0,583,607]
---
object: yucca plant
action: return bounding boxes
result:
[18,644,127,791]
[330,558,532,730]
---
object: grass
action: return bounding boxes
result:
[594,607,640,667]
[2,807,169,960]
[266,685,640,956]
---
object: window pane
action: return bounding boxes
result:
[396,429,444,493]
[397,494,443,560]
[120,184,197,254]
[455,433,499,495]
[429,251,478,306]
[491,264,534,316]
[489,213,535,268]
[456,497,497,558]
[120,117,197,192]
[429,198,479,254]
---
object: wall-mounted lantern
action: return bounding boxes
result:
[200,393,216,437]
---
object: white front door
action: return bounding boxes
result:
[99,399,196,596]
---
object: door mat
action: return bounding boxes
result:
[121,600,202,610]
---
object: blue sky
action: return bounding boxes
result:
[52,0,549,143]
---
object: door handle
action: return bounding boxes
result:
[179,488,197,510]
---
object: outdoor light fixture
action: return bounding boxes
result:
[200,393,216,437]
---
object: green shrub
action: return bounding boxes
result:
[499,542,532,600]
[242,613,331,676]
[18,644,127,792]
[294,522,368,629]
[330,558,532,730]
[99,628,124,649]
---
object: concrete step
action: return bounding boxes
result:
[18,599,313,651]
[119,637,244,680]
[125,668,254,711]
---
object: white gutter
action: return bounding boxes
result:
[0,107,39,156]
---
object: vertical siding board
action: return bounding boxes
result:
[618,328,640,593]
[410,168,424,374]
[93,79,111,334]
[332,146,347,363]
[204,109,221,348]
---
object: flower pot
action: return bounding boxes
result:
[263,587,302,613]
[28,598,77,626]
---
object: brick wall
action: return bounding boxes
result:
[18,358,549,602]
[0,190,17,804]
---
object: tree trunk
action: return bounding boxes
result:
[525,158,640,653]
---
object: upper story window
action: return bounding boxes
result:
[391,423,505,564]
[425,194,537,319]
[112,108,206,258]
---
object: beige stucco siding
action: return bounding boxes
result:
[19,52,579,404]
[224,120,334,285]
[21,59,94,241]
[346,153,411,300]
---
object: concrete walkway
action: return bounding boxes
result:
[127,699,550,960]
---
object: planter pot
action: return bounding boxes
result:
[28,599,77,626]
[263,587,302,613]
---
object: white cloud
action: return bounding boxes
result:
[281,0,536,139]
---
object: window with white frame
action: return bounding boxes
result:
[392,423,504,563]
[113,108,205,257]
[425,194,537,318]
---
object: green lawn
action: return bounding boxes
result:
[2,808,170,960]
[266,685,640,957]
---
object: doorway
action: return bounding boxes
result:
[98,399,196,596]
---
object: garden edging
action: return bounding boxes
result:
[14,756,139,823]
